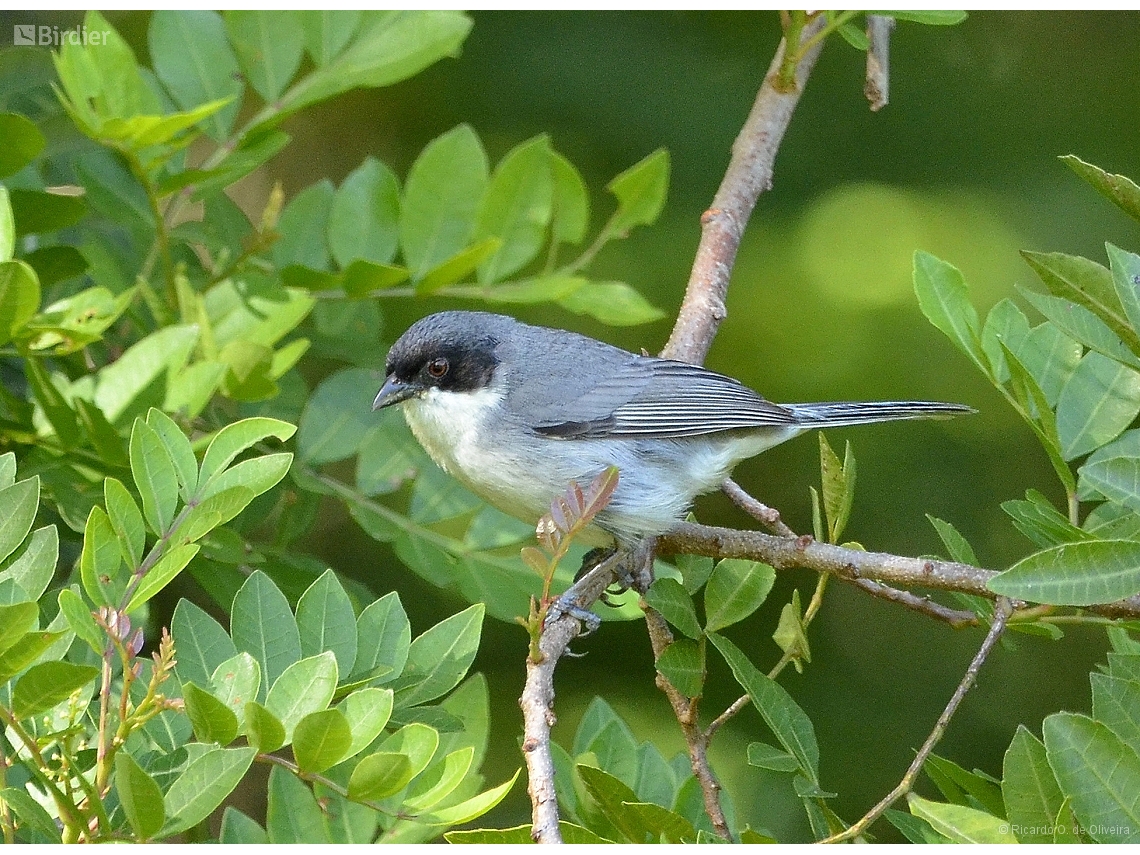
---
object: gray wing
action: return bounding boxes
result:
[527,357,797,439]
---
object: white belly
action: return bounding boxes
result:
[401,386,805,545]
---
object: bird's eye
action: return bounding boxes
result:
[426,357,449,379]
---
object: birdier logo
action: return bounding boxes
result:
[13,24,107,46]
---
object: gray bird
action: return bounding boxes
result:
[372,311,971,550]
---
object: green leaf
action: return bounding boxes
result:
[655,637,705,698]
[1109,243,1140,341]
[339,687,394,759]
[12,661,99,719]
[210,652,261,717]
[1062,155,1140,225]
[231,570,303,699]
[0,602,37,657]
[265,763,327,843]
[129,418,179,535]
[747,741,801,773]
[574,763,656,843]
[886,11,968,25]
[297,367,375,464]
[394,603,483,708]
[0,786,62,842]
[415,770,519,826]
[409,462,482,523]
[990,539,1140,605]
[162,747,256,835]
[352,591,411,682]
[149,10,242,140]
[912,251,987,373]
[220,807,268,844]
[293,708,353,773]
[708,632,819,782]
[0,476,38,567]
[348,751,414,801]
[925,753,1006,817]
[273,180,335,270]
[404,746,475,812]
[379,721,439,780]
[243,700,286,753]
[172,598,238,689]
[1091,673,1140,748]
[644,578,702,639]
[224,10,304,102]
[1043,712,1140,843]
[198,417,296,489]
[0,113,45,179]
[550,150,589,247]
[296,569,357,676]
[104,477,144,571]
[558,280,665,326]
[0,188,11,263]
[264,651,339,740]
[1002,489,1090,548]
[1021,288,1140,371]
[80,506,127,607]
[414,236,501,294]
[0,630,64,685]
[201,453,292,503]
[926,514,979,565]
[1022,250,1137,352]
[146,409,199,502]
[176,486,256,545]
[1056,351,1140,460]
[606,148,669,236]
[329,156,400,267]
[1081,430,1140,514]
[279,11,472,116]
[0,523,56,603]
[183,681,241,745]
[981,298,1031,383]
[1002,341,1077,493]
[473,134,553,283]
[130,544,200,612]
[819,433,855,542]
[836,19,870,50]
[399,124,489,277]
[0,260,40,346]
[93,325,199,425]
[8,188,85,237]
[300,10,362,65]
[907,794,1017,844]
[57,588,103,654]
[704,558,775,633]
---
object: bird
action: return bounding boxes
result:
[371,310,972,553]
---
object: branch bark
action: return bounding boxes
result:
[660,15,827,364]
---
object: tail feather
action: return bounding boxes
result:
[784,401,974,428]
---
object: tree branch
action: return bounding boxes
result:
[660,14,827,365]
[821,597,1015,843]
[520,553,623,843]
[864,15,894,112]
[658,520,1140,619]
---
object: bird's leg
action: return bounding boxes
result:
[545,540,656,634]
[545,549,623,634]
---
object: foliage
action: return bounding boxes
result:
[0,7,675,842]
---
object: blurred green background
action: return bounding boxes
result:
[25,9,1140,839]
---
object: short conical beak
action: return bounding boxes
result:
[372,376,418,410]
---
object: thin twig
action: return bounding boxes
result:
[864,15,894,112]
[722,478,796,536]
[660,14,827,365]
[852,578,977,628]
[821,597,1015,843]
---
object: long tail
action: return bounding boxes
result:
[784,400,974,428]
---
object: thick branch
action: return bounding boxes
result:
[661,16,826,363]
[659,521,1140,619]
[519,556,619,843]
